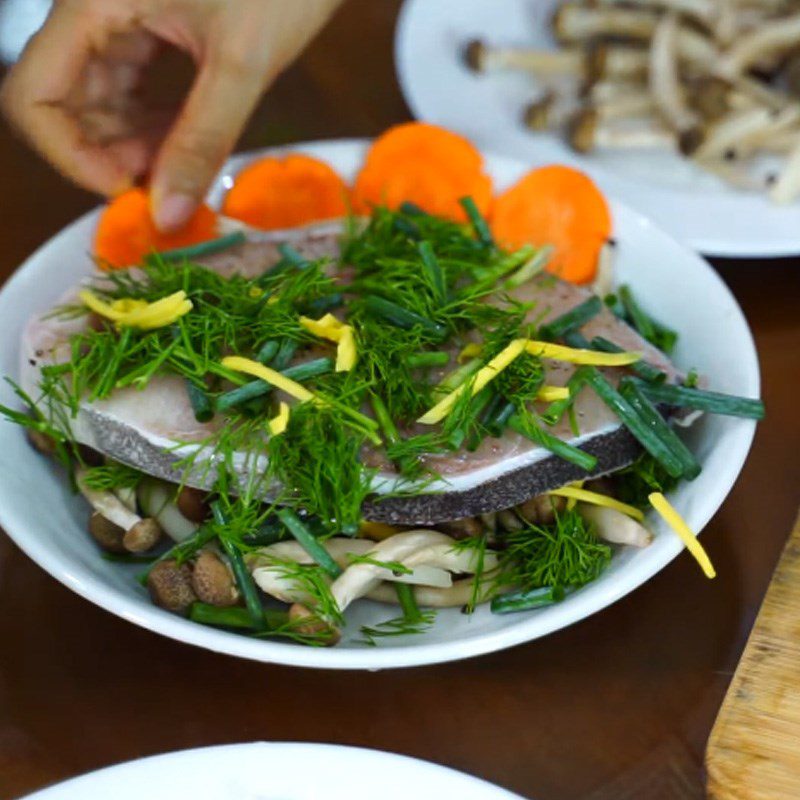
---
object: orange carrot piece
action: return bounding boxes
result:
[222,154,349,230]
[491,165,612,284]
[352,122,492,221]
[94,188,218,270]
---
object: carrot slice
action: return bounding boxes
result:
[490,165,612,284]
[94,188,218,270]
[352,122,492,221]
[222,154,349,230]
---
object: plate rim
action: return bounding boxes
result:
[0,138,759,670]
[394,0,800,259]
[19,741,525,798]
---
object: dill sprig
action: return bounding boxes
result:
[267,402,375,533]
[495,508,611,593]
[82,462,144,491]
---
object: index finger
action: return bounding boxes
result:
[0,3,135,195]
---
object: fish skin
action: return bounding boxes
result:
[19,220,681,525]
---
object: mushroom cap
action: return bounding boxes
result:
[26,427,58,456]
[289,603,340,646]
[176,485,210,523]
[147,559,197,614]
[191,550,238,607]
[584,41,608,85]
[88,511,127,553]
[523,91,556,131]
[123,517,163,552]
[463,39,487,72]
[437,516,485,539]
[678,125,705,155]
[567,107,599,153]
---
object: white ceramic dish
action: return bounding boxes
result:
[0,139,759,669]
[19,742,525,799]
[395,0,800,257]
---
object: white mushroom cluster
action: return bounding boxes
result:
[249,529,500,641]
[466,0,800,202]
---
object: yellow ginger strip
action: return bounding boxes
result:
[536,385,569,402]
[221,356,314,402]
[649,492,716,579]
[336,327,357,372]
[80,290,192,330]
[565,480,584,511]
[548,487,645,522]
[268,402,290,435]
[79,290,128,321]
[458,342,482,362]
[418,339,526,425]
[525,340,641,366]
[299,314,357,372]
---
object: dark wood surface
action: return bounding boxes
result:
[1,2,798,798]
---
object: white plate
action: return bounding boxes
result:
[0,139,759,669]
[395,0,800,257]
[19,742,525,799]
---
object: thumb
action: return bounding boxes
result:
[150,54,269,232]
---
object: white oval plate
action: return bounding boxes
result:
[0,139,758,669]
[20,742,525,799]
[395,0,800,257]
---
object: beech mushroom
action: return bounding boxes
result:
[191,549,239,607]
[275,530,499,637]
[590,0,716,25]
[769,136,800,202]
[88,512,126,553]
[553,4,660,42]
[717,11,800,76]
[137,479,198,543]
[251,537,454,592]
[147,559,197,614]
[464,39,583,75]
[524,90,561,132]
[497,508,525,532]
[649,13,703,154]
[77,468,163,553]
[367,577,495,608]
[26,428,57,455]
[585,42,651,84]
[176,485,210,523]
[578,504,653,547]
[693,104,800,160]
[592,240,616,298]
[567,108,674,152]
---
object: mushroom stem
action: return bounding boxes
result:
[649,13,702,149]
[585,43,650,84]
[464,39,584,75]
[578,504,653,547]
[769,137,800,203]
[693,104,800,160]
[568,108,674,152]
[367,576,498,608]
[553,4,659,42]
[590,0,716,24]
[251,537,455,590]
[77,468,163,553]
[77,468,143,531]
[718,11,800,76]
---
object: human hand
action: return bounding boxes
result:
[1,0,342,231]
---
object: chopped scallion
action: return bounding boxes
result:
[277,508,342,578]
[539,296,602,341]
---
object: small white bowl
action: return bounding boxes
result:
[20,742,525,799]
[0,140,759,669]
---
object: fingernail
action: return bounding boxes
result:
[153,192,195,233]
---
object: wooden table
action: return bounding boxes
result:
[0,3,798,798]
